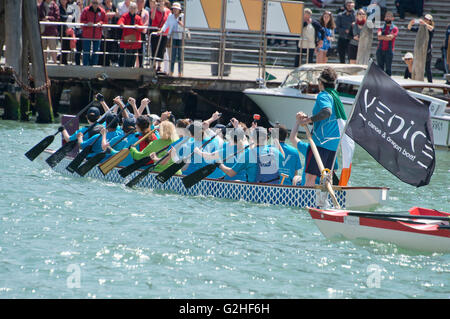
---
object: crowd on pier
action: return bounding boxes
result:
[33,0,450,80]
[296,0,450,83]
[63,67,342,187]
[37,0,185,76]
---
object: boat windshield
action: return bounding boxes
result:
[281,70,320,88]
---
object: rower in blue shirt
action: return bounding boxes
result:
[218,127,282,184]
[271,124,302,185]
[103,117,139,166]
[61,106,102,143]
[77,114,122,159]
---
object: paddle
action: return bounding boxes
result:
[125,138,189,188]
[75,131,135,177]
[344,210,450,222]
[46,104,118,168]
[156,135,217,184]
[118,137,183,178]
[182,144,250,189]
[98,128,156,176]
[65,105,121,173]
[25,100,95,161]
[302,124,340,208]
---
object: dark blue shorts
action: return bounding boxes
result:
[304,145,336,177]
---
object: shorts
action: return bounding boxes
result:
[43,38,57,51]
[304,145,336,177]
[348,44,358,60]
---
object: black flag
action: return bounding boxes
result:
[346,62,435,187]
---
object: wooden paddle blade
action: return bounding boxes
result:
[98,149,130,176]
[155,161,185,184]
[75,152,106,177]
[66,145,92,173]
[25,134,55,161]
[182,164,218,189]
[45,140,78,168]
[118,156,151,178]
[125,165,155,188]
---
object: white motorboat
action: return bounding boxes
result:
[244,64,450,149]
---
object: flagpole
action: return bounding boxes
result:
[330,59,374,178]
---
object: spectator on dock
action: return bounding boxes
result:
[445,24,450,76]
[317,11,336,64]
[80,0,108,66]
[370,0,387,21]
[355,0,370,9]
[136,0,150,68]
[99,0,120,67]
[296,8,324,66]
[407,14,434,83]
[68,0,83,65]
[118,1,144,67]
[376,11,398,76]
[402,52,413,79]
[160,2,184,77]
[117,0,131,16]
[38,0,60,64]
[58,0,70,64]
[150,0,170,73]
[335,0,355,64]
[347,8,366,64]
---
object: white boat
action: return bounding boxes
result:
[43,150,389,210]
[244,64,450,149]
[307,207,450,253]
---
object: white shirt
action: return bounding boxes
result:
[117,1,130,16]
[161,13,184,40]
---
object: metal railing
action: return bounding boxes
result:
[38,21,303,79]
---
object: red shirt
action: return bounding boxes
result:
[80,6,108,39]
[118,13,143,49]
[151,7,170,34]
[378,24,398,51]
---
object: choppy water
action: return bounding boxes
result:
[0,120,449,299]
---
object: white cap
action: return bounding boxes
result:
[172,2,182,10]
[402,52,413,60]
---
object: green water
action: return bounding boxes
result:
[0,120,449,299]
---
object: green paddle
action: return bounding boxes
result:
[118,137,183,178]
[125,138,189,188]
[25,100,95,161]
[182,144,250,189]
[156,135,217,184]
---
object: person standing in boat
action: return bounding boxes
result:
[293,67,344,187]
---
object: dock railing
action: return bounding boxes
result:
[35,21,301,81]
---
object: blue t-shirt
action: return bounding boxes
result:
[105,132,140,166]
[209,142,248,181]
[312,91,340,151]
[179,137,217,176]
[278,142,302,185]
[80,130,123,159]
[231,145,282,183]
